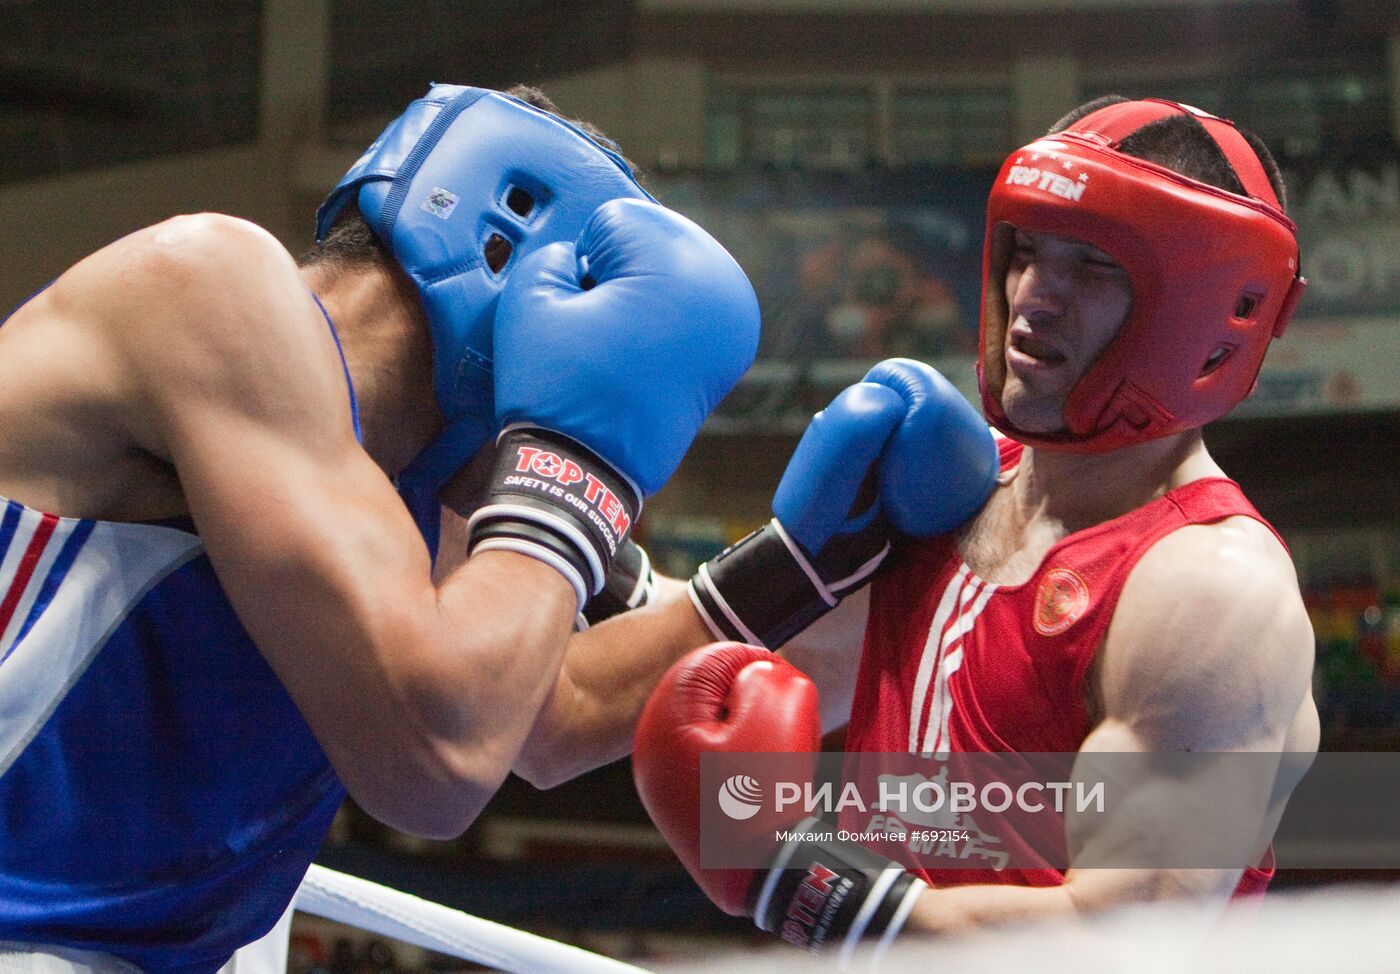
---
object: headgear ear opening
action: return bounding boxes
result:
[1198,344,1235,378]
[977,98,1306,452]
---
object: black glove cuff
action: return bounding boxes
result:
[468,427,640,612]
[688,520,889,650]
[579,539,656,629]
[750,817,926,968]
[470,515,596,611]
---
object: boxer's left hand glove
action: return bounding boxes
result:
[470,199,759,612]
[634,643,925,968]
[689,358,998,649]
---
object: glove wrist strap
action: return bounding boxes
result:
[750,817,926,972]
[469,428,640,614]
[688,519,889,649]
[577,539,656,630]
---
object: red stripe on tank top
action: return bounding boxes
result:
[0,513,58,637]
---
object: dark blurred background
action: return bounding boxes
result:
[4,0,1399,966]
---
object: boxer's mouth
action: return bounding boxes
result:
[1008,328,1066,367]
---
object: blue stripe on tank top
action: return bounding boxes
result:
[7,519,96,658]
[0,281,55,330]
[0,501,22,569]
[310,292,361,442]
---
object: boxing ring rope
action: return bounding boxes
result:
[293,865,655,974]
[294,864,1400,974]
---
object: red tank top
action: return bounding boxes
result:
[843,437,1277,895]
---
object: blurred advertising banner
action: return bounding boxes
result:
[654,166,1400,427]
[709,316,1400,430]
[656,163,1400,366]
[1290,163,1400,319]
[698,751,1400,871]
[652,169,993,366]
[1238,317,1400,417]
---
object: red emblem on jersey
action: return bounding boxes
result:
[1033,567,1089,636]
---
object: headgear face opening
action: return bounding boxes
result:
[316,85,653,489]
[978,98,1307,452]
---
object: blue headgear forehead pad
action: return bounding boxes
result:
[316,84,653,489]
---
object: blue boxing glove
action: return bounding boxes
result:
[470,199,760,611]
[689,358,999,649]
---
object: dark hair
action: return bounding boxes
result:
[506,84,637,173]
[1047,94,1286,210]
[298,84,638,271]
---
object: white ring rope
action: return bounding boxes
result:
[294,865,655,974]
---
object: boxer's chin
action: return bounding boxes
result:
[999,379,1069,436]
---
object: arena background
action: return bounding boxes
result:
[2,0,1399,969]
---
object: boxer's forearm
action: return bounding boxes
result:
[513,577,713,788]
[903,866,1238,937]
[903,879,1078,936]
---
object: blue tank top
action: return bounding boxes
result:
[0,294,356,974]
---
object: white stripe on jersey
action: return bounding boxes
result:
[907,564,970,753]
[922,580,998,758]
[0,517,200,776]
[0,512,76,658]
[907,564,997,757]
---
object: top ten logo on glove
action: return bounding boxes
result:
[505,439,634,556]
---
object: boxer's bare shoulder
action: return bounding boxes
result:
[1094,515,1317,752]
[0,214,353,521]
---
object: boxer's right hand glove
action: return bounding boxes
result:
[634,643,926,968]
[470,199,760,612]
[689,358,998,649]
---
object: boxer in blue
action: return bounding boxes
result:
[0,84,759,974]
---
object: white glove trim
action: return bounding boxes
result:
[471,538,588,615]
[467,501,605,595]
[838,867,900,971]
[625,543,653,608]
[771,518,839,609]
[689,567,765,647]
[752,825,806,932]
[870,877,927,972]
[825,541,892,595]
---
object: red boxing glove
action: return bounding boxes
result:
[633,642,819,915]
[634,644,926,968]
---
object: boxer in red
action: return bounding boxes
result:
[523,96,1319,964]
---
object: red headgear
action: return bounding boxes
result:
[978,99,1307,452]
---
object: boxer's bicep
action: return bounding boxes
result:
[1059,720,1245,913]
[116,217,577,836]
[161,358,576,837]
[1059,521,1318,910]
[118,216,434,632]
[1097,520,1315,752]
[160,391,510,835]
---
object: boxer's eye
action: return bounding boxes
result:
[1234,293,1259,319]
[485,233,513,273]
[506,187,535,218]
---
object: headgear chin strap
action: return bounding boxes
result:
[978,98,1307,452]
[317,85,654,489]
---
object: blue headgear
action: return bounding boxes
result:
[316,84,654,490]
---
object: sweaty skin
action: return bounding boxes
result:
[0,213,578,838]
